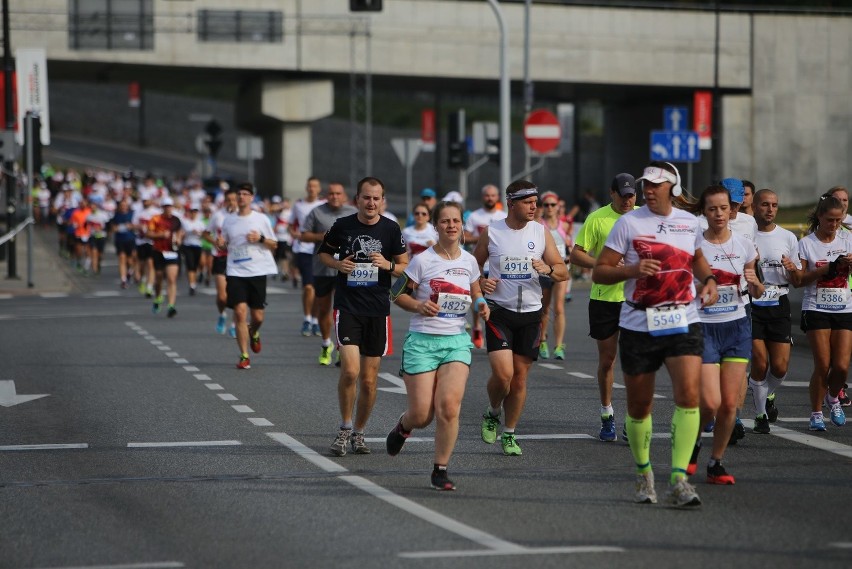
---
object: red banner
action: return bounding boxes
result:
[421,109,435,144]
[694,90,712,140]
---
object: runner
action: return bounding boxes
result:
[290,177,326,336]
[569,173,638,441]
[181,205,206,296]
[386,200,490,490]
[318,176,408,456]
[593,161,718,507]
[132,194,161,298]
[748,189,802,432]
[215,183,278,370]
[147,197,184,317]
[110,198,136,289]
[475,180,568,456]
[401,203,438,257]
[537,191,572,361]
[86,196,111,276]
[205,186,238,336]
[789,194,852,431]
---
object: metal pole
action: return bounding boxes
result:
[522,0,532,176]
[711,2,721,182]
[248,157,254,185]
[25,113,33,287]
[404,142,412,217]
[3,0,17,278]
[486,0,511,198]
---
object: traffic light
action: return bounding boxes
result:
[350,0,383,11]
[447,109,467,169]
[24,113,42,173]
[204,119,223,158]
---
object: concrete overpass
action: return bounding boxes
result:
[9,0,851,204]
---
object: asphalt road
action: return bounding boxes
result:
[2,241,852,569]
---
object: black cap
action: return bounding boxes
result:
[611,173,636,197]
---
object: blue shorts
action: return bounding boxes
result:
[400,331,472,376]
[701,317,752,364]
[295,252,315,286]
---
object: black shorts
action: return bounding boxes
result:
[334,310,392,357]
[538,276,554,291]
[295,252,315,286]
[89,237,106,253]
[275,242,291,261]
[618,323,704,376]
[226,275,268,309]
[182,245,202,272]
[136,243,153,261]
[115,239,135,257]
[800,310,852,333]
[153,251,181,271]
[314,276,337,298]
[484,303,542,360]
[751,295,792,344]
[212,256,228,276]
[589,299,622,340]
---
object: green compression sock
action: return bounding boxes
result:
[671,406,701,484]
[625,415,653,474]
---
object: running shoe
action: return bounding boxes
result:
[120,280,128,289]
[666,478,702,508]
[539,341,550,359]
[318,345,333,366]
[599,415,617,442]
[621,427,629,444]
[189,287,196,296]
[707,462,736,485]
[386,414,411,456]
[634,471,657,504]
[703,417,716,433]
[329,427,352,457]
[766,393,778,423]
[501,432,522,456]
[472,329,483,349]
[839,386,851,407]
[431,468,456,491]
[686,442,701,476]
[228,325,236,338]
[300,321,312,337]
[350,431,371,454]
[236,355,251,370]
[481,410,500,444]
[250,331,262,354]
[152,300,161,314]
[311,322,321,337]
[728,417,745,446]
[829,402,846,426]
[553,344,565,360]
[167,305,177,318]
[753,414,770,434]
[334,351,341,367]
[809,414,827,432]
[216,315,226,335]
[138,282,147,294]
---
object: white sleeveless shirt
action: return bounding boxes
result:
[485,219,545,312]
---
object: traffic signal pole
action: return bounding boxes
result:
[486,0,510,199]
[3,0,18,279]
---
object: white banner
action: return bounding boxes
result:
[15,47,50,145]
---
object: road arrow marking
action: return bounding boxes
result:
[378,372,407,394]
[0,380,49,407]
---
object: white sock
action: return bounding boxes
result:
[322,338,332,347]
[767,371,786,396]
[311,317,319,325]
[304,316,311,323]
[601,405,614,417]
[748,376,770,417]
[489,406,502,418]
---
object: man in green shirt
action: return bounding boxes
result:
[569,173,638,442]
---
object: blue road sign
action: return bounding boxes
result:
[650,130,701,163]
[663,106,689,132]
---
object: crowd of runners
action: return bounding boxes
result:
[36,164,851,505]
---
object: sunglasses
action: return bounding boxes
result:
[542,203,558,207]
[414,211,429,216]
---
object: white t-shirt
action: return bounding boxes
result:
[405,247,480,336]
[465,207,507,239]
[221,211,277,277]
[753,225,801,307]
[485,219,545,312]
[181,216,207,247]
[798,231,852,313]
[132,205,161,245]
[698,233,757,323]
[699,212,758,244]
[402,224,439,257]
[290,199,326,254]
[604,206,703,332]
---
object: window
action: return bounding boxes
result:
[69,0,154,51]
[197,10,283,43]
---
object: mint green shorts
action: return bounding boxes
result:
[400,331,473,376]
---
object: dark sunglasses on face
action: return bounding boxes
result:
[543,203,558,207]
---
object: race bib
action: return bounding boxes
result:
[703,284,739,314]
[816,287,849,311]
[646,304,689,337]
[436,293,471,318]
[231,245,252,264]
[499,255,532,280]
[753,285,787,307]
[347,262,378,287]
[162,251,179,260]
[116,223,127,232]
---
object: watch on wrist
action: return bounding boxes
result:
[259,234,265,243]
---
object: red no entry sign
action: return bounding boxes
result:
[524,109,561,154]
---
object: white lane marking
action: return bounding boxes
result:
[1,311,138,321]
[0,294,14,300]
[378,372,406,394]
[401,545,624,559]
[365,436,433,443]
[231,405,254,413]
[205,383,224,391]
[40,292,69,298]
[516,433,595,440]
[89,291,121,297]
[33,561,184,569]
[539,363,562,370]
[165,352,179,357]
[266,432,347,473]
[183,366,199,372]
[218,394,238,401]
[741,419,852,459]
[830,542,852,549]
[173,358,189,364]
[127,441,241,448]
[777,417,809,423]
[249,418,274,426]
[567,371,594,379]
[783,381,809,388]
[149,339,162,345]
[157,346,171,351]
[194,374,211,381]
[614,382,665,399]
[0,443,88,451]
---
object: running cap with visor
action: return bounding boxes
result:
[636,166,678,186]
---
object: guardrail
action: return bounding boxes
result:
[0,217,34,248]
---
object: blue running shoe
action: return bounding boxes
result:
[829,402,846,426]
[809,414,827,432]
[216,315,226,335]
[621,426,629,444]
[301,321,311,337]
[228,325,236,338]
[311,322,321,337]
[599,415,617,442]
[704,417,715,433]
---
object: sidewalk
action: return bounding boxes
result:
[0,224,87,296]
